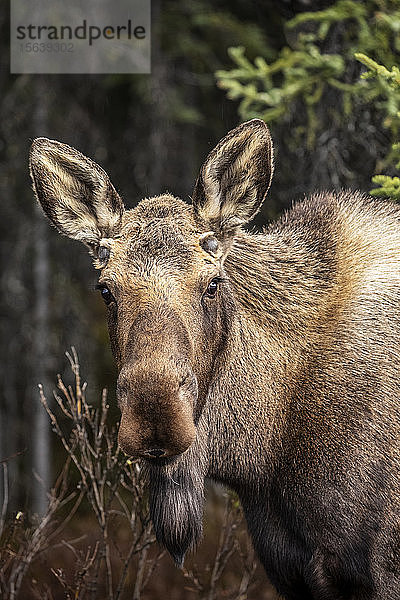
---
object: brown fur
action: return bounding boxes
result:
[30,120,400,599]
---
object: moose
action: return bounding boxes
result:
[30,119,400,599]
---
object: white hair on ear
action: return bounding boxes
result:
[192,119,274,235]
[30,137,124,252]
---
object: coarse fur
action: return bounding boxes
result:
[30,120,400,599]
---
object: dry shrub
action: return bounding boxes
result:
[0,349,276,599]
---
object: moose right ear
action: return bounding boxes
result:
[29,138,124,251]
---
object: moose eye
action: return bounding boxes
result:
[205,278,220,299]
[97,284,115,305]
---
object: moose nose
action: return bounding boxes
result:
[142,448,167,459]
[117,360,198,459]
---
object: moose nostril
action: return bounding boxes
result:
[144,448,167,458]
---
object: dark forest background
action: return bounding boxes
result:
[1,0,399,598]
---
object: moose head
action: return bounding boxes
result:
[29,120,273,462]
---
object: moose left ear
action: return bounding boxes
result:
[192,119,273,235]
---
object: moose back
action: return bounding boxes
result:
[30,120,400,599]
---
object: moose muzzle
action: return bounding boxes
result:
[117,361,198,460]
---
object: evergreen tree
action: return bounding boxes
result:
[216,0,400,209]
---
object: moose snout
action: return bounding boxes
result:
[117,363,197,460]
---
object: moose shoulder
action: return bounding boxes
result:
[30,120,400,599]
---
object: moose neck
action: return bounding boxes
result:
[205,227,337,489]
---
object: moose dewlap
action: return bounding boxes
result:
[30,120,400,599]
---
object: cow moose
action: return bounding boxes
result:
[30,119,400,599]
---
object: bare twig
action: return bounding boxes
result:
[0,449,27,464]
[0,350,261,599]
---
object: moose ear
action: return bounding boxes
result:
[29,138,124,251]
[192,119,273,235]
